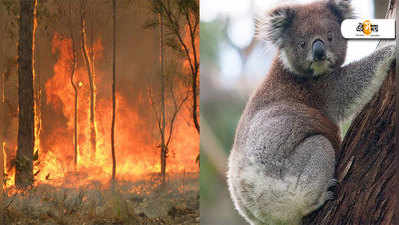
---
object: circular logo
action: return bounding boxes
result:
[363,20,372,35]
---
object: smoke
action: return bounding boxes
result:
[0,0,198,186]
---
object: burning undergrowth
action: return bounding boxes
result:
[1,172,199,225]
[3,32,199,188]
[1,31,199,224]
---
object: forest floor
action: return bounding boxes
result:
[0,172,199,225]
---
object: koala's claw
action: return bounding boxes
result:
[326,191,336,200]
[327,178,338,187]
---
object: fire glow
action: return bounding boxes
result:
[4,33,199,188]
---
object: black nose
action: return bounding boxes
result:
[312,39,326,61]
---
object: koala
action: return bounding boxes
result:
[227,0,395,225]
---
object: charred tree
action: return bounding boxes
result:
[159,7,167,185]
[80,1,97,161]
[0,59,17,189]
[33,0,40,174]
[303,1,397,224]
[69,22,79,169]
[111,0,117,185]
[15,0,37,189]
[1,69,5,191]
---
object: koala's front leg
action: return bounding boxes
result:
[323,44,395,123]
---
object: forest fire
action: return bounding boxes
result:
[3,33,199,188]
[1,1,199,224]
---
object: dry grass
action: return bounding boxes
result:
[0,172,199,225]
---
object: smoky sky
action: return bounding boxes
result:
[0,0,189,154]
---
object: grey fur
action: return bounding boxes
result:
[324,46,395,123]
[227,1,396,225]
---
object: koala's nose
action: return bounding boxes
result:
[312,39,326,61]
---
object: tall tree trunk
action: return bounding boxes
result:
[15,0,37,189]
[70,31,79,170]
[80,9,97,161]
[192,62,199,134]
[33,4,40,173]
[111,0,117,186]
[303,1,396,224]
[72,74,78,169]
[0,72,5,192]
[159,7,167,185]
[0,142,3,192]
[188,13,199,135]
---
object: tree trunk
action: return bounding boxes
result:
[192,61,199,134]
[303,1,396,224]
[1,72,5,192]
[0,142,3,192]
[72,76,78,169]
[188,14,200,135]
[70,29,79,170]
[33,9,40,168]
[15,0,37,189]
[80,9,97,161]
[111,0,117,186]
[159,7,167,185]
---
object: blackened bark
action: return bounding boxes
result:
[70,31,78,169]
[80,3,97,161]
[111,0,117,185]
[15,0,37,189]
[159,7,167,185]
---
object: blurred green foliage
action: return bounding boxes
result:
[200,18,248,224]
[199,21,223,67]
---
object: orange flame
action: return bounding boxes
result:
[3,33,199,188]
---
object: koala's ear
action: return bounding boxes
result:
[327,0,354,22]
[256,6,295,46]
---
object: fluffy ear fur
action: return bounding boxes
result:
[327,0,354,22]
[256,6,295,46]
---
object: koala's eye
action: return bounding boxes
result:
[327,31,333,41]
[299,41,306,49]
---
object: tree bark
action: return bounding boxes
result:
[15,0,37,189]
[33,2,40,168]
[159,6,167,185]
[80,3,97,161]
[111,0,117,186]
[303,1,397,224]
[69,26,79,170]
[1,72,5,192]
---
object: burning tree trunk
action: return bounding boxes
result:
[1,72,5,191]
[80,3,97,161]
[33,6,40,176]
[303,1,396,224]
[0,143,3,193]
[159,7,167,185]
[111,0,117,185]
[69,28,79,169]
[15,0,37,188]
[0,59,17,189]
